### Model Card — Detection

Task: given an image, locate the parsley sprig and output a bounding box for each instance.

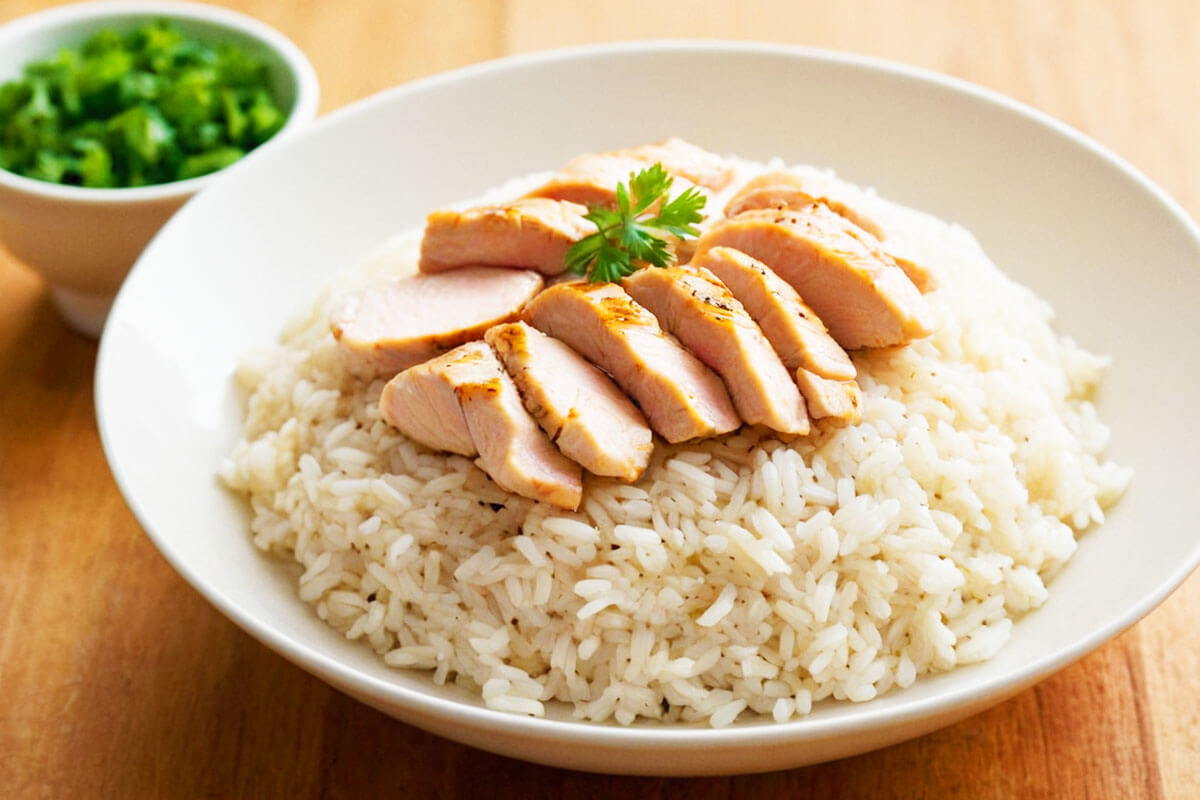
[565,162,707,282]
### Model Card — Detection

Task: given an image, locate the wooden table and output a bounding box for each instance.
[2,0,1197,796]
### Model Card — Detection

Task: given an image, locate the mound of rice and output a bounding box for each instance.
[219,161,1131,727]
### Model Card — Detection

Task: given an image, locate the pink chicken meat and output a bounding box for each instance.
[694,204,933,350]
[418,197,593,275]
[623,265,809,435]
[794,368,863,424]
[691,246,856,381]
[379,341,582,509]
[486,322,653,481]
[690,247,863,425]
[526,137,731,208]
[524,282,741,443]
[331,266,543,378]
[725,171,935,291]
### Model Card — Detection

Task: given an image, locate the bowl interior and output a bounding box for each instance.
[96,43,1200,772]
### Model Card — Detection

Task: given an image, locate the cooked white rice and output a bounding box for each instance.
[219,159,1131,727]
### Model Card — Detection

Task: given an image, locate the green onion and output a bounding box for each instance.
[0,20,288,187]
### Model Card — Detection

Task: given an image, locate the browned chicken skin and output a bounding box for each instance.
[524,282,741,443]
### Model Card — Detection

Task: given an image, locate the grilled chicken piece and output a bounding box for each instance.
[794,368,862,425]
[725,172,816,218]
[378,343,482,457]
[527,138,731,208]
[725,171,935,291]
[623,266,809,435]
[526,153,701,209]
[694,205,933,350]
[486,322,653,481]
[620,137,734,191]
[379,341,582,509]
[524,283,740,443]
[455,347,583,510]
[331,267,543,378]
[691,247,856,381]
[418,198,592,275]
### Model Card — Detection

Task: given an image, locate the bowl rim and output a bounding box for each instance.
[0,0,320,204]
[97,39,1200,748]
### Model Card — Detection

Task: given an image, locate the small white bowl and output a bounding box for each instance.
[0,1,319,337]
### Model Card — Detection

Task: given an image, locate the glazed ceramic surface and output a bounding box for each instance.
[96,42,1200,774]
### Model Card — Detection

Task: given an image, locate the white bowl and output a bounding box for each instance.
[95,42,1200,775]
[0,1,319,337]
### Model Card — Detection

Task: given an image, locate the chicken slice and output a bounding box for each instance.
[332,267,543,378]
[619,137,735,191]
[379,341,582,509]
[725,171,935,290]
[486,322,653,481]
[527,152,704,209]
[418,197,592,275]
[527,154,645,208]
[524,282,740,443]
[527,138,731,208]
[794,369,863,425]
[694,205,933,350]
[378,343,481,457]
[691,246,856,381]
[623,266,809,435]
[455,347,583,510]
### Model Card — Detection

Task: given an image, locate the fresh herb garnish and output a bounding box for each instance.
[565,162,707,282]
[0,20,287,188]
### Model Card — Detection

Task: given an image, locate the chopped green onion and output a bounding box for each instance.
[0,20,288,187]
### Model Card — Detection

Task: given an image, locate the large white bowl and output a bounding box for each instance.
[95,42,1200,775]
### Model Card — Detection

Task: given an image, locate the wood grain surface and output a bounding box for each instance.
[1,0,1198,796]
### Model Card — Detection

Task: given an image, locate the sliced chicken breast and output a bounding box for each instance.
[694,205,933,350]
[418,197,592,275]
[620,137,735,191]
[623,266,809,435]
[455,347,583,510]
[524,283,741,443]
[377,343,482,457]
[794,368,863,425]
[725,171,935,290]
[527,153,701,209]
[379,341,582,509]
[527,138,731,208]
[332,267,544,378]
[691,247,856,381]
[486,322,653,481]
